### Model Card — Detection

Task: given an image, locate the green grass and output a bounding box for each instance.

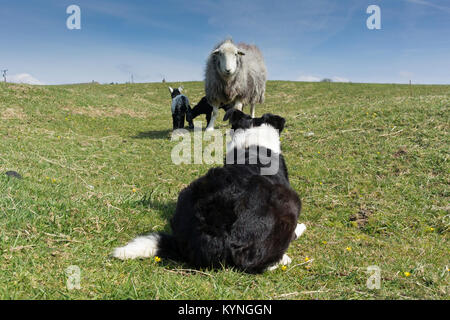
[0,80,448,299]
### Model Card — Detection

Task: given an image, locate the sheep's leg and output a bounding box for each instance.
[205,106,218,131]
[250,104,255,118]
[234,101,243,112]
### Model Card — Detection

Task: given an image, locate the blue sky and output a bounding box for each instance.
[0,0,449,84]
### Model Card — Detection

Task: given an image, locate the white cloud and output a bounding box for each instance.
[297,74,321,82]
[399,71,414,79]
[8,73,44,85]
[296,74,350,82]
[403,0,450,13]
[332,76,350,82]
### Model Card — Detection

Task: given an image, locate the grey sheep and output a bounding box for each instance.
[204,39,267,131]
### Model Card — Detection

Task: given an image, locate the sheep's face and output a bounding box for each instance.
[213,42,245,79]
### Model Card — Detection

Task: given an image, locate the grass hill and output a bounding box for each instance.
[0,81,448,299]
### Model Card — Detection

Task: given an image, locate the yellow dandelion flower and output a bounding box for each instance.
[154,256,161,263]
[322,241,327,245]
[132,188,137,193]
[404,271,411,277]
[281,265,287,271]
[429,227,435,232]
[304,257,310,262]
[51,178,56,183]
[317,151,321,154]
[346,246,352,252]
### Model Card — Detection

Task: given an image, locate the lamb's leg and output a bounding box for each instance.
[205,112,212,128]
[250,103,255,118]
[186,106,194,129]
[205,106,218,132]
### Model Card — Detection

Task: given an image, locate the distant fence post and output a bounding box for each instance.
[1,69,7,82]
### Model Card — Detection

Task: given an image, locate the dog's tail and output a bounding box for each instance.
[112,233,179,261]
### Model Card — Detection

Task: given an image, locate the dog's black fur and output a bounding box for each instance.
[154,110,301,273]
[189,96,233,128]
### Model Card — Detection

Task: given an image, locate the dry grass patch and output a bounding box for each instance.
[63,105,147,118]
[0,107,27,120]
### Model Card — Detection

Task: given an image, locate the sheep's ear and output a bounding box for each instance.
[168,86,173,93]
[237,50,245,56]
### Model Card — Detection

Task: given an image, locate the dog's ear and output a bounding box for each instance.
[272,115,286,133]
[168,86,173,94]
[178,86,183,92]
[262,114,286,133]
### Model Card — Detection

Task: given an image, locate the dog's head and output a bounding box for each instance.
[223,108,286,132]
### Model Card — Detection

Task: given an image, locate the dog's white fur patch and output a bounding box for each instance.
[294,223,307,239]
[227,123,281,154]
[267,254,292,271]
[112,234,160,260]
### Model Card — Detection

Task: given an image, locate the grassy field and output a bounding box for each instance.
[0,80,448,299]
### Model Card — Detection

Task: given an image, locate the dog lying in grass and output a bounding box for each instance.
[113,109,306,273]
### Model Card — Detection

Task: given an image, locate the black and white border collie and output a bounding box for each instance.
[169,86,194,130]
[113,109,306,273]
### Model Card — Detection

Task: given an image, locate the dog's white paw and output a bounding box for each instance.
[267,264,278,271]
[294,223,307,239]
[267,254,292,271]
[280,254,292,265]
